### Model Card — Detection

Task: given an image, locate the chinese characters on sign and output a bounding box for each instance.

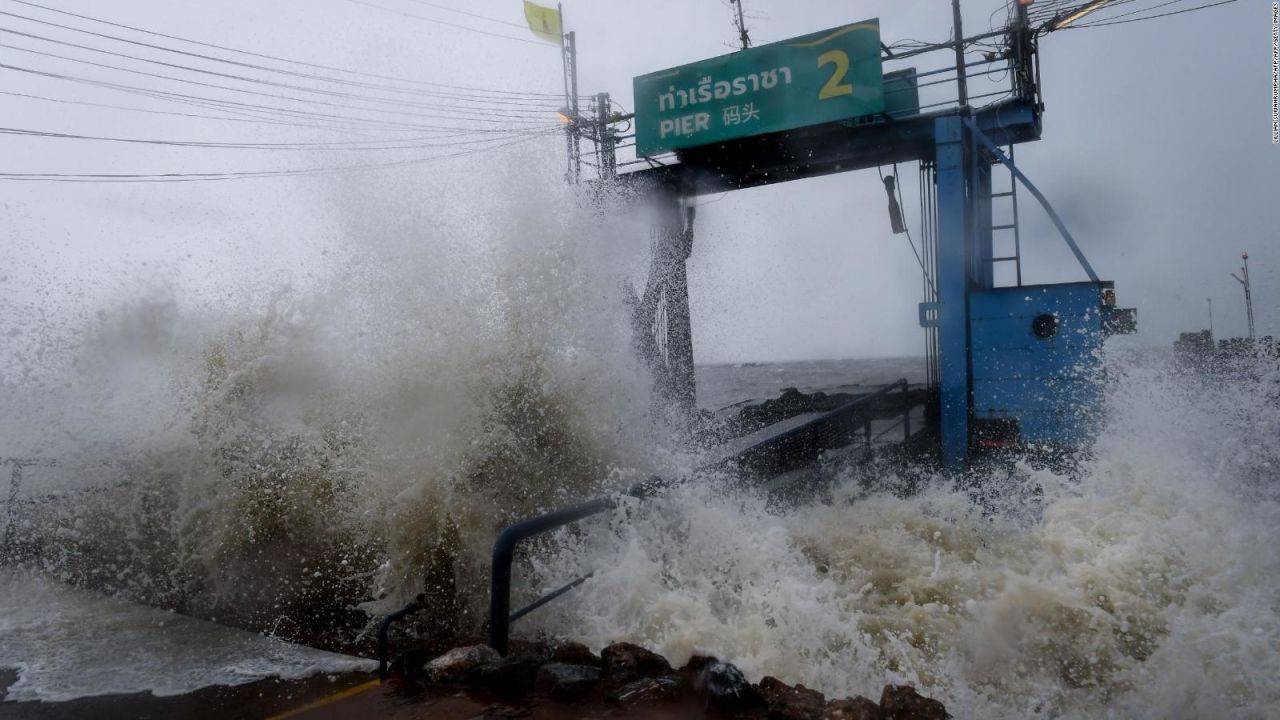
[721,102,761,126]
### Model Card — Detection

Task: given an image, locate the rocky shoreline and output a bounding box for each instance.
[397,641,949,719]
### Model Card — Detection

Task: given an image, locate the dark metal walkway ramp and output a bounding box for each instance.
[706,380,930,479]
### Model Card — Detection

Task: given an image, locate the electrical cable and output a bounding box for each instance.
[0,8,568,107]
[1066,0,1237,27]
[0,88,450,136]
[894,160,934,290]
[340,0,551,46]
[1067,0,1186,23]
[0,43,557,126]
[0,127,561,182]
[8,0,567,97]
[0,125,558,151]
[878,164,929,279]
[0,62,551,134]
[398,0,526,29]
[0,29,562,120]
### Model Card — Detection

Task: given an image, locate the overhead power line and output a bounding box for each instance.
[1064,0,1181,23]
[1067,0,1238,27]
[398,0,526,29]
[8,0,565,97]
[1032,0,1237,32]
[0,43,557,126]
[0,89,443,136]
[0,8,570,107]
[340,0,550,46]
[0,127,561,182]
[0,125,557,151]
[0,27,561,120]
[0,63,551,135]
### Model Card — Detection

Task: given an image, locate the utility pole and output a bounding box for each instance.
[1231,251,1256,340]
[593,92,616,180]
[567,30,580,184]
[731,0,750,50]
[557,4,580,184]
[951,0,968,107]
[1011,0,1035,101]
[1207,297,1214,339]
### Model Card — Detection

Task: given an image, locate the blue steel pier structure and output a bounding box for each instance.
[615,15,1136,468]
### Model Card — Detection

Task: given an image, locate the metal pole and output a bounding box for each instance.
[1010,144,1023,286]
[557,4,572,184]
[935,115,971,467]
[1243,252,1256,340]
[951,0,969,107]
[1232,252,1256,341]
[732,0,750,50]
[1011,0,1034,100]
[567,31,580,184]
[595,92,616,180]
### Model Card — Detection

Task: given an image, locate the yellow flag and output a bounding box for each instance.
[523,1,561,45]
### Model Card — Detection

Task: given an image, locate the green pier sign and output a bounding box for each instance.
[633,19,885,157]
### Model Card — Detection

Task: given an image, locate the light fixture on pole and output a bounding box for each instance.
[1049,0,1110,31]
[1230,251,1256,341]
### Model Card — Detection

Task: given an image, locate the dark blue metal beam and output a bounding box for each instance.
[963,118,1099,283]
[933,115,972,467]
[616,99,1040,196]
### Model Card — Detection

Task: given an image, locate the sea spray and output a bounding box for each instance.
[526,346,1280,718]
[0,156,669,645]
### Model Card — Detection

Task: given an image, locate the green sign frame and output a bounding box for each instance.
[633,19,885,156]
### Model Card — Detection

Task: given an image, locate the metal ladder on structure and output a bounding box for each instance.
[990,144,1023,287]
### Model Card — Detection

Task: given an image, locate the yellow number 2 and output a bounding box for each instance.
[817,49,854,100]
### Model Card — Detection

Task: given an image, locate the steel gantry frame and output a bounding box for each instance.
[606,6,1134,467]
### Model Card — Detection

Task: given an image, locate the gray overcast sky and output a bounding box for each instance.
[1,0,1275,364]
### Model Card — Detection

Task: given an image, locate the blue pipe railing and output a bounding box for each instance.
[487,381,922,655]
[488,477,667,655]
[378,593,425,680]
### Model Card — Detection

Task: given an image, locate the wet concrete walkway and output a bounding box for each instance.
[0,670,377,720]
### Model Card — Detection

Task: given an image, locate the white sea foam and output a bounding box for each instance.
[0,154,664,632]
[527,349,1280,718]
[2,145,1276,715]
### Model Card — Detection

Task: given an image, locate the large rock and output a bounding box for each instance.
[551,641,602,667]
[535,662,601,700]
[607,676,683,709]
[465,654,543,696]
[826,696,884,720]
[600,642,673,679]
[756,676,826,720]
[470,704,531,719]
[695,660,761,711]
[425,644,500,683]
[879,685,948,720]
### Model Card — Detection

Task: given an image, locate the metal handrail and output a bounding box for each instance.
[377,593,425,680]
[486,381,923,655]
[718,379,914,476]
[488,476,666,655]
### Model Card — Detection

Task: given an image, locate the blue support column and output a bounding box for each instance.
[934,115,971,467]
[971,156,993,289]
